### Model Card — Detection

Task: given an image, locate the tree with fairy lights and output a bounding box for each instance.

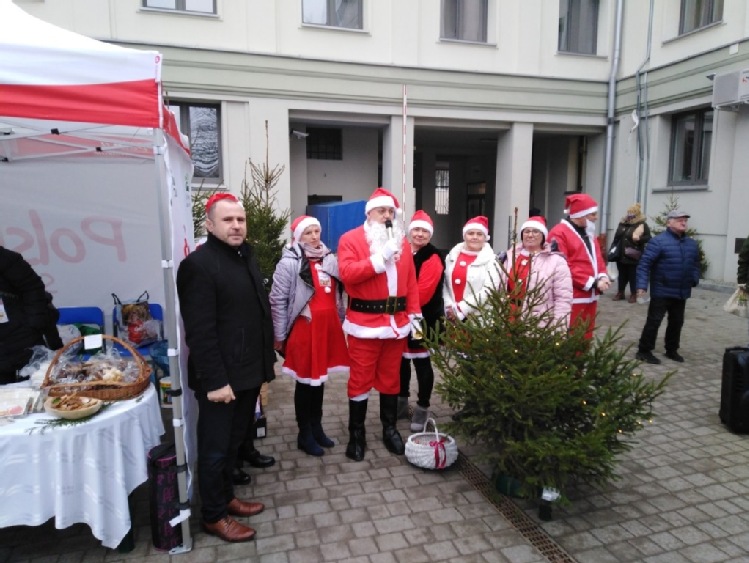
[427,209,672,511]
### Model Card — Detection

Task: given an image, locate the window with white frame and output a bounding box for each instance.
[680,0,723,34]
[558,0,599,54]
[435,162,450,215]
[441,0,488,43]
[302,0,363,29]
[169,102,221,182]
[669,108,712,186]
[142,0,216,14]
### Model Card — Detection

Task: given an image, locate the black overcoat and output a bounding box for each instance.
[176,234,276,394]
[0,247,48,381]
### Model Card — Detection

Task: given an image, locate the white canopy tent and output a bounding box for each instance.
[0,0,194,552]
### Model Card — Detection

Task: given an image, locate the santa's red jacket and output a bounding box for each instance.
[547,219,607,305]
[338,225,420,339]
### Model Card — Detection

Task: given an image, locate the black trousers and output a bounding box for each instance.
[638,297,686,354]
[399,356,434,408]
[195,385,260,523]
[616,262,637,295]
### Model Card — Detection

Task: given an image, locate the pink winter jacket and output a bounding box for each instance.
[500,243,573,328]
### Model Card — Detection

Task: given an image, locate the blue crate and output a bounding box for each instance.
[306,200,366,252]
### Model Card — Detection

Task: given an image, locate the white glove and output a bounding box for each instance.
[411,316,424,340]
[381,238,400,262]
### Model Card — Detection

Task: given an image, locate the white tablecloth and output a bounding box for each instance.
[0,384,164,548]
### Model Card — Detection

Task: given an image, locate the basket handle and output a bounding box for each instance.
[420,417,448,469]
[43,334,148,388]
[420,417,440,435]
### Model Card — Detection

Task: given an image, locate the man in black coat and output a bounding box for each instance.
[0,246,62,384]
[176,194,276,543]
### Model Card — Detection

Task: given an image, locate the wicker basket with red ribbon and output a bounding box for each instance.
[404,418,458,470]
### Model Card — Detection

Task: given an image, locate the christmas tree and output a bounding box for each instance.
[239,122,289,291]
[427,216,672,506]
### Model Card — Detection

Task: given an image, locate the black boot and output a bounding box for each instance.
[296,383,324,456]
[345,399,368,461]
[309,384,334,448]
[380,394,405,455]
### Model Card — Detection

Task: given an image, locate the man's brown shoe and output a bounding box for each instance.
[227,498,265,517]
[202,516,256,542]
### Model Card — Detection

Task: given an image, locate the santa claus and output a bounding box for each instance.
[547,193,611,339]
[337,187,421,461]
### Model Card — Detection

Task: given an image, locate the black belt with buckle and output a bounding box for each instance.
[349,296,406,314]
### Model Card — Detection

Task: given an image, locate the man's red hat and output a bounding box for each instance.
[365,187,401,215]
[565,193,598,219]
[205,193,239,214]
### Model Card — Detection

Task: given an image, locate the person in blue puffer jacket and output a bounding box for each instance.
[634,210,700,364]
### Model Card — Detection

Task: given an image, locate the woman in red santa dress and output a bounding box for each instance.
[269,216,349,456]
[443,216,501,324]
[399,210,445,432]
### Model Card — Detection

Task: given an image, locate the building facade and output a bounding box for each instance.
[13,0,749,281]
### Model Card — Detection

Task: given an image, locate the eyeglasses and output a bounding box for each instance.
[523,229,542,235]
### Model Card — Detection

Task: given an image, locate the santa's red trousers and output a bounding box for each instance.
[570,302,597,340]
[347,336,406,397]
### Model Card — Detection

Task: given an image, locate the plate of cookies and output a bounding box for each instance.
[44,395,103,420]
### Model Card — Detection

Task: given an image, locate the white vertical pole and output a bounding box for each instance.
[402,84,408,219]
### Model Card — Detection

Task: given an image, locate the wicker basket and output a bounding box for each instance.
[404,418,458,470]
[42,335,151,401]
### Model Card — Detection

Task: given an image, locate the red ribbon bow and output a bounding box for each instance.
[429,437,447,469]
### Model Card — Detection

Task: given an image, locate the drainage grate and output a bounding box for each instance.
[457,452,577,563]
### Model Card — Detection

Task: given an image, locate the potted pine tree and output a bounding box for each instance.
[427,221,672,517]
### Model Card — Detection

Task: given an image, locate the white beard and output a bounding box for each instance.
[585,219,597,239]
[365,220,404,257]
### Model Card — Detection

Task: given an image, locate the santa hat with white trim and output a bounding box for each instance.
[290,215,321,244]
[565,193,598,219]
[408,210,434,235]
[365,187,402,216]
[520,215,548,238]
[463,215,490,241]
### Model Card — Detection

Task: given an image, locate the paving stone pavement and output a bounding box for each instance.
[1,286,748,563]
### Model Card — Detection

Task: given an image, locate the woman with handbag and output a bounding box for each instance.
[269,216,349,456]
[612,203,651,303]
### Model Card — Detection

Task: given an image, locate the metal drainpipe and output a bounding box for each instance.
[600,0,624,235]
[635,0,655,211]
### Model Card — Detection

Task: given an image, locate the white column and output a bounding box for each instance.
[382,115,415,222]
[493,122,534,251]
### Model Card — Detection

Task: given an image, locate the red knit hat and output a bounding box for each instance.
[520,216,548,237]
[463,215,490,240]
[365,187,401,216]
[565,193,598,219]
[290,215,321,243]
[408,210,434,235]
[205,192,239,214]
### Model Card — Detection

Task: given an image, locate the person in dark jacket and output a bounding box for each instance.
[635,210,700,364]
[737,235,749,341]
[176,193,276,543]
[0,246,62,384]
[398,211,444,432]
[611,203,651,303]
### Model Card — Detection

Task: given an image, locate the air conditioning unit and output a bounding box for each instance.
[712,69,749,109]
